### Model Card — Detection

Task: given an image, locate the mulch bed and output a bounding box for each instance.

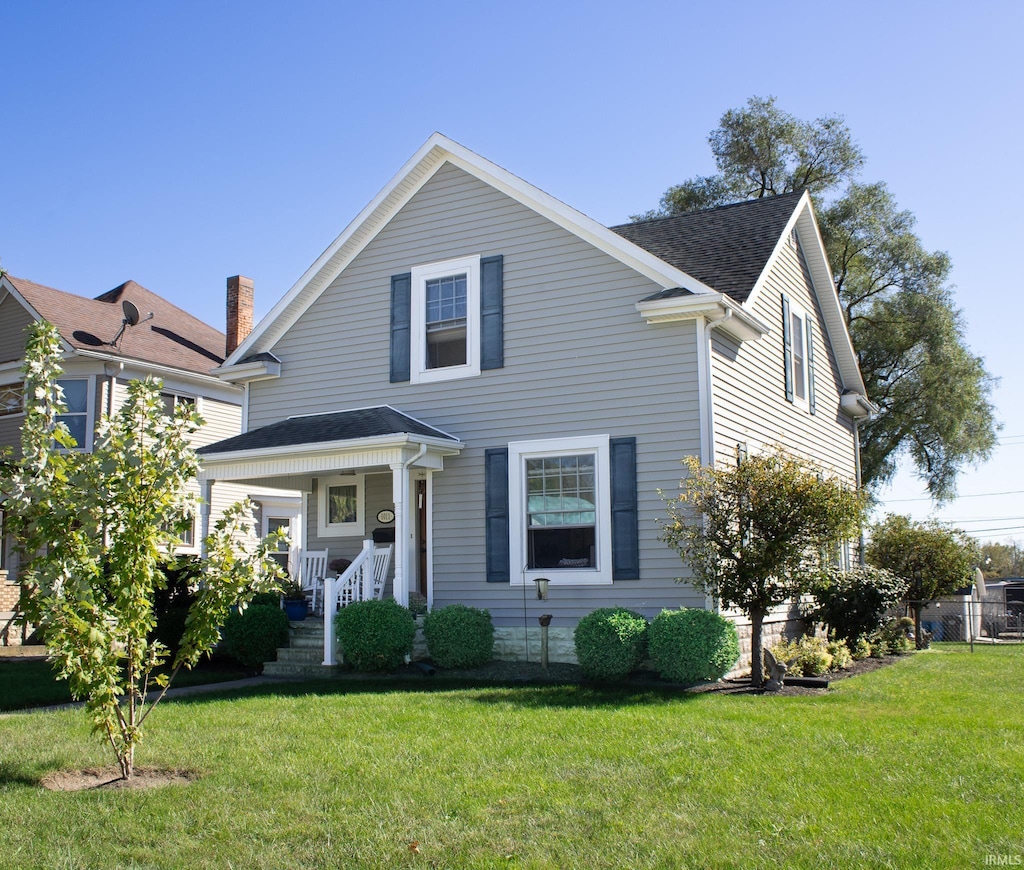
[40,767,199,792]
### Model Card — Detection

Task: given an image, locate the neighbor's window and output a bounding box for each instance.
[508,435,613,587]
[56,378,89,448]
[410,255,480,383]
[0,383,24,417]
[160,392,197,416]
[317,474,366,537]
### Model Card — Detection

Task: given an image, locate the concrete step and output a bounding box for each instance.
[275,647,325,664]
[262,660,339,679]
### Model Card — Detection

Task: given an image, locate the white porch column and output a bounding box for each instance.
[390,461,410,606]
[199,479,213,557]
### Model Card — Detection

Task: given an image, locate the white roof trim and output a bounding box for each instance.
[743,191,866,396]
[220,133,717,371]
[636,293,770,342]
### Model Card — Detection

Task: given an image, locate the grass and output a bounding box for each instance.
[1,644,1021,869]
[0,655,253,712]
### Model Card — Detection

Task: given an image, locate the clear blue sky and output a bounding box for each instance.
[3,1,1022,542]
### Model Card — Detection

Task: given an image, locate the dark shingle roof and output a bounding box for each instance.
[609,192,803,303]
[198,406,458,455]
[8,276,226,374]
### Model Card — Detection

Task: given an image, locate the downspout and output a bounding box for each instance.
[854,417,866,566]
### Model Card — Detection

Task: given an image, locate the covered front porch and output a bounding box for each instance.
[197,406,464,624]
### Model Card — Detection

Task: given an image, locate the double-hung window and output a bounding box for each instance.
[56,378,90,449]
[508,435,613,586]
[782,295,816,413]
[410,255,481,383]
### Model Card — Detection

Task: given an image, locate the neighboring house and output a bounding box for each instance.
[0,274,300,644]
[197,133,873,663]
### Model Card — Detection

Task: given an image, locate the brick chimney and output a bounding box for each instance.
[225,275,254,357]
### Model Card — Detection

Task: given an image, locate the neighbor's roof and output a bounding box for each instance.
[609,192,804,304]
[5,275,226,375]
[197,405,459,455]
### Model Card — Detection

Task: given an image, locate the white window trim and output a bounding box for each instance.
[56,375,95,451]
[410,254,481,384]
[787,301,810,410]
[0,381,25,419]
[508,434,612,588]
[317,474,366,538]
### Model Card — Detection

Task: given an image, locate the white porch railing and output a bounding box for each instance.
[322,539,374,666]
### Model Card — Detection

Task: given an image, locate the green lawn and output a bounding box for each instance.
[1,644,1021,869]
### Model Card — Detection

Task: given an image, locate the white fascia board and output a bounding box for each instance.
[745,192,867,397]
[211,358,282,383]
[72,350,243,397]
[840,392,877,419]
[636,293,770,342]
[199,432,464,469]
[222,134,715,373]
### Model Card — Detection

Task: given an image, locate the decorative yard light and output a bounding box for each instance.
[533,577,549,600]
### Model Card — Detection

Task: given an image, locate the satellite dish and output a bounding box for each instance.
[122,300,140,326]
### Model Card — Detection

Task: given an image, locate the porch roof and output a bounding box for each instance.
[197,405,463,483]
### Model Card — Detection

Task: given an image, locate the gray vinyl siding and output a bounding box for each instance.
[0,295,32,363]
[248,162,706,623]
[710,238,857,482]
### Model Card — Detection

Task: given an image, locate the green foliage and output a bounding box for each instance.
[852,636,873,661]
[221,604,290,670]
[980,541,1024,580]
[0,320,286,779]
[251,591,283,608]
[827,639,853,671]
[773,636,854,675]
[648,608,739,686]
[572,607,648,680]
[868,514,979,648]
[659,450,865,686]
[808,564,908,643]
[868,618,914,656]
[422,604,494,669]
[637,95,998,500]
[336,598,415,671]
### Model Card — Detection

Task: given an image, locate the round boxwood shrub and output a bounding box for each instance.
[221,604,290,671]
[648,608,739,686]
[336,598,416,671]
[423,604,494,669]
[573,607,648,680]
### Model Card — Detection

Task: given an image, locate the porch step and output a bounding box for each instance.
[262,619,335,678]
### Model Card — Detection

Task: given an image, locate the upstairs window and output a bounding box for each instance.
[782,294,816,414]
[56,378,90,448]
[409,255,481,384]
[160,391,197,416]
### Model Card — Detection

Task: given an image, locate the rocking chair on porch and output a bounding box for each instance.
[299,549,329,615]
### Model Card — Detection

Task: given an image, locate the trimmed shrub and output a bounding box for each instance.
[775,636,833,676]
[827,639,853,671]
[852,636,872,661]
[221,604,290,671]
[573,608,648,680]
[423,604,494,668]
[251,591,283,609]
[648,608,739,686]
[869,618,914,656]
[336,598,416,671]
[807,565,908,643]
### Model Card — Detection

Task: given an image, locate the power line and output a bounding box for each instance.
[882,489,1024,503]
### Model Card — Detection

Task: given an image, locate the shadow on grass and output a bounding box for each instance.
[0,759,52,787]
[160,673,701,710]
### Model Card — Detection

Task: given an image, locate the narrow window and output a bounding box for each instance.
[56,378,89,448]
[791,310,806,401]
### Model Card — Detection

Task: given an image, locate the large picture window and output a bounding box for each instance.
[317,474,366,538]
[508,435,612,586]
[410,255,480,384]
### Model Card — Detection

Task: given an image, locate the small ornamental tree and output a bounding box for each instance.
[0,321,286,780]
[866,514,979,648]
[659,452,866,687]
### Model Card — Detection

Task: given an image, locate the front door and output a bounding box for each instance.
[416,480,428,598]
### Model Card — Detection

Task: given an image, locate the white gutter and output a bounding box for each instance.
[636,293,770,343]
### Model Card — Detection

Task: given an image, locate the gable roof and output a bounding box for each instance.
[610,192,804,304]
[3,275,226,376]
[197,405,460,456]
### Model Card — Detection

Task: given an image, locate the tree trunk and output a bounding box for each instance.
[913,601,924,650]
[750,608,766,688]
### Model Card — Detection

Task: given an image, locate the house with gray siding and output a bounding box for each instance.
[197,133,873,663]
[0,274,300,645]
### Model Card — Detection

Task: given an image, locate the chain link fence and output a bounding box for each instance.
[916,598,1024,644]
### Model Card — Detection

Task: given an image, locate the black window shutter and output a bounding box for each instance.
[480,255,504,370]
[484,447,510,582]
[390,273,412,383]
[782,293,794,403]
[807,318,817,415]
[610,436,639,581]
